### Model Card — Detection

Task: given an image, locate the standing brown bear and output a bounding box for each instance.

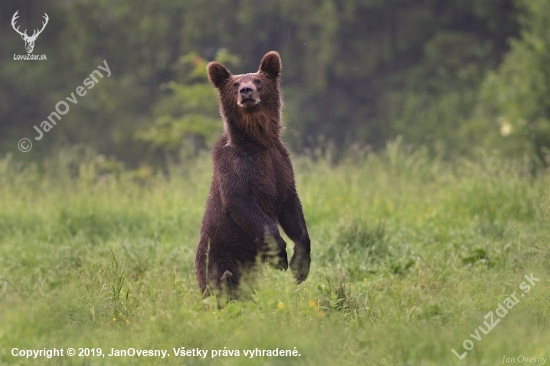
[195,51,311,304]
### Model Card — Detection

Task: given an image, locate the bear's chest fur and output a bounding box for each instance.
[215,135,291,219]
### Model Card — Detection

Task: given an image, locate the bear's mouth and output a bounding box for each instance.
[239,98,258,108]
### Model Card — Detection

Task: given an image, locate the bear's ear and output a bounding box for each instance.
[259,51,282,78]
[207,62,232,89]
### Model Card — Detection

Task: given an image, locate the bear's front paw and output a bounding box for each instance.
[290,251,310,284]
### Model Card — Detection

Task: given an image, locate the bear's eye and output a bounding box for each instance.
[233,82,239,88]
[253,79,261,85]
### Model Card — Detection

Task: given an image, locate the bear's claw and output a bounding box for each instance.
[290,251,310,284]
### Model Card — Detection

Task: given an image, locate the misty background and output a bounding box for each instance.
[1,0,549,171]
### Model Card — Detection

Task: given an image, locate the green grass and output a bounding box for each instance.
[1,141,549,365]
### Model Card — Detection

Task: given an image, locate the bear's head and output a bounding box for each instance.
[207,51,283,142]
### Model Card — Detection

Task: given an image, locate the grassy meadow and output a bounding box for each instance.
[1,141,549,365]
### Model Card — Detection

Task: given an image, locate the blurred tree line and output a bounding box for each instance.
[0,0,549,168]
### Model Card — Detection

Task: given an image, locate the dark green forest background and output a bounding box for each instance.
[1,0,549,169]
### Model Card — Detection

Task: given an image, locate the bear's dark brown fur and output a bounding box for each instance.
[195,51,311,304]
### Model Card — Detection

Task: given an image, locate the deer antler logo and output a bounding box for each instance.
[11,11,49,54]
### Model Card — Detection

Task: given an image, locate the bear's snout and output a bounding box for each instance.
[239,86,254,100]
[237,80,260,107]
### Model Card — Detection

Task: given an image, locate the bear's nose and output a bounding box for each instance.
[239,87,253,99]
